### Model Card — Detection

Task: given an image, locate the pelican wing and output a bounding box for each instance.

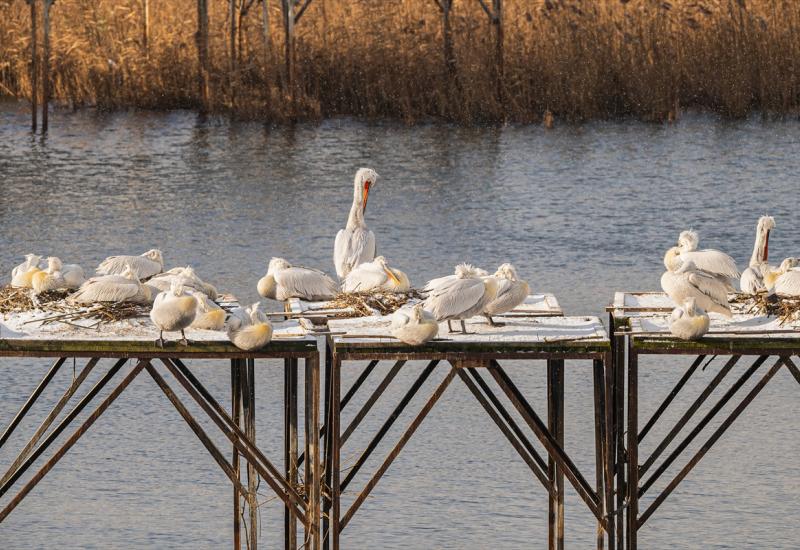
[70,277,141,303]
[739,265,766,293]
[670,307,685,323]
[775,271,800,297]
[97,255,161,279]
[343,263,387,292]
[275,267,339,301]
[484,279,530,316]
[334,228,376,279]
[424,278,486,320]
[687,271,729,305]
[681,249,739,279]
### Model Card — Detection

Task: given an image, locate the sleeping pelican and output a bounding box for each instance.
[32,256,85,292]
[227,302,273,350]
[342,256,410,293]
[423,263,498,333]
[669,297,710,340]
[767,258,800,296]
[68,265,152,305]
[677,230,739,290]
[190,292,226,330]
[740,216,776,293]
[11,254,42,288]
[257,257,339,302]
[391,303,439,345]
[661,249,732,317]
[482,263,530,326]
[147,266,217,299]
[96,249,164,280]
[334,168,379,279]
[150,279,197,347]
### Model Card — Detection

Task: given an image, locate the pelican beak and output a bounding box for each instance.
[362,181,371,213]
[384,267,400,285]
[764,229,770,261]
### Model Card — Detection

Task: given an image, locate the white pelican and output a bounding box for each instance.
[661,249,732,317]
[11,254,42,288]
[334,168,379,279]
[669,298,710,340]
[257,258,339,302]
[767,258,800,296]
[97,249,164,280]
[147,266,218,299]
[31,257,85,294]
[677,230,739,290]
[422,263,498,333]
[150,280,197,346]
[342,256,410,293]
[391,303,438,345]
[740,216,776,293]
[190,292,226,331]
[482,263,530,325]
[227,302,273,350]
[68,265,152,305]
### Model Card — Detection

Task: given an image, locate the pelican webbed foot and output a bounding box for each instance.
[155,331,165,348]
[179,329,189,346]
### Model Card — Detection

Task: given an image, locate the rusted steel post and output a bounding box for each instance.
[244,359,258,550]
[547,359,564,550]
[592,359,607,550]
[285,358,298,549]
[42,0,53,133]
[196,0,210,111]
[603,351,617,550]
[231,361,242,550]
[626,346,638,550]
[29,0,37,132]
[322,346,332,550]
[305,353,321,550]
[330,354,341,550]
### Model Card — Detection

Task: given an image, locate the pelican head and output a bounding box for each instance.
[354,168,379,214]
[248,302,267,324]
[46,256,63,273]
[758,216,776,234]
[268,257,292,274]
[663,247,682,272]
[454,263,481,279]
[779,257,799,272]
[678,230,699,252]
[121,263,141,282]
[683,297,698,316]
[144,249,164,266]
[170,278,185,296]
[495,263,519,281]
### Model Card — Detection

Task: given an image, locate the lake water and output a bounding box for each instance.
[1,102,799,548]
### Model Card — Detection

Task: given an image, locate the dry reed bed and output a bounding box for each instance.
[1,0,799,122]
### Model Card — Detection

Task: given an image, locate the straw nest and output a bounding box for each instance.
[324,290,425,318]
[730,292,800,325]
[0,284,150,328]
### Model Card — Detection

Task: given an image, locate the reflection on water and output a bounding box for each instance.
[0,102,799,548]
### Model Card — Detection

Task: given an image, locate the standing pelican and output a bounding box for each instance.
[669,297,710,340]
[342,256,410,293]
[423,263,498,333]
[661,249,732,317]
[391,303,439,345]
[190,292,226,330]
[677,230,739,290]
[482,263,530,326]
[97,249,164,280]
[740,216,776,293]
[68,265,152,304]
[11,254,42,288]
[334,168,379,279]
[150,279,197,346]
[257,258,339,302]
[227,302,273,350]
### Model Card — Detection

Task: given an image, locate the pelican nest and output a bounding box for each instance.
[730,292,800,325]
[0,284,150,328]
[324,289,425,318]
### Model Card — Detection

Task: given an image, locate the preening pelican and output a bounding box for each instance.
[190,292,226,331]
[68,265,152,305]
[97,249,164,280]
[677,230,739,290]
[150,279,197,346]
[661,249,732,317]
[391,303,438,345]
[227,302,273,351]
[423,263,498,333]
[11,254,42,288]
[740,216,776,293]
[768,258,800,296]
[31,257,85,294]
[669,297,710,340]
[147,266,217,299]
[257,258,339,302]
[342,256,410,293]
[334,168,379,279]
[482,263,530,326]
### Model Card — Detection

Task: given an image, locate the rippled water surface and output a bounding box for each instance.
[1,103,799,549]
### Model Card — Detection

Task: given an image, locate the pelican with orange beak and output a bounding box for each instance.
[334,168,378,279]
[342,256,410,292]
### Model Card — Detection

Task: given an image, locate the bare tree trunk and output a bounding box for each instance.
[492,0,504,107]
[229,0,237,105]
[281,0,294,110]
[29,0,37,132]
[442,1,455,76]
[42,0,52,133]
[197,0,209,111]
[261,0,271,54]
[142,0,150,57]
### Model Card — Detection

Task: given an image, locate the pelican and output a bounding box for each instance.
[11,254,42,288]
[97,249,164,280]
[669,297,710,340]
[190,292,226,331]
[422,263,498,333]
[342,256,410,293]
[227,302,273,351]
[661,249,732,317]
[31,257,84,294]
[740,216,776,293]
[257,258,339,302]
[68,265,152,305]
[677,230,739,290]
[334,168,379,279]
[391,303,439,345]
[767,258,800,297]
[147,266,217,299]
[482,263,530,326]
[150,279,197,346]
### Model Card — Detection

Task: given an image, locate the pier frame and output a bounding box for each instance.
[0,339,322,550]
[320,327,615,550]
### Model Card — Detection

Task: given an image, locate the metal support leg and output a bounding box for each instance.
[243,359,258,550]
[548,359,565,550]
[231,360,242,550]
[593,359,608,550]
[330,355,342,550]
[285,358,298,550]
[305,353,321,550]
[626,347,638,550]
